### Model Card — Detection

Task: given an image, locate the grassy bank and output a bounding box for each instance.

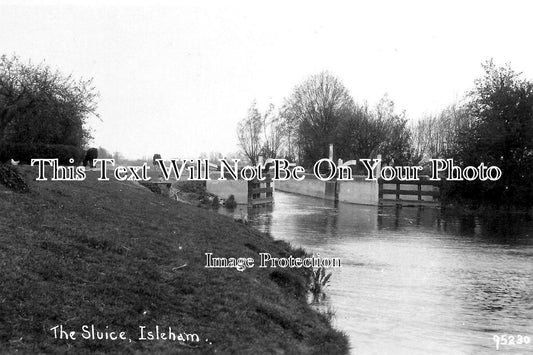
[0,166,348,354]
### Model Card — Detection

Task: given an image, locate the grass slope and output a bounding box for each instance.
[0,166,348,354]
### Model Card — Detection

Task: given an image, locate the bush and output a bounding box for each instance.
[0,164,29,192]
[0,142,84,165]
[225,194,237,209]
[0,55,98,148]
[211,196,220,208]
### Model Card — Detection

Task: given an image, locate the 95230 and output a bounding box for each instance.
[493,334,530,350]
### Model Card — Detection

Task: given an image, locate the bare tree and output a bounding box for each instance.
[411,103,472,159]
[261,103,287,159]
[283,71,355,166]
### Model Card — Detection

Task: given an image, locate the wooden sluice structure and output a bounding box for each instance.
[378,177,441,207]
[205,171,274,208]
[247,174,274,207]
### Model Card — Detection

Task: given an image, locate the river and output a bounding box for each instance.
[220,191,533,354]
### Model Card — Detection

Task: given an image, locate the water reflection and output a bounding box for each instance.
[219,192,533,354]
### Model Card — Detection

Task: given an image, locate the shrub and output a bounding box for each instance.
[0,142,84,165]
[139,181,162,194]
[211,196,219,208]
[309,266,332,303]
[0,164,29,192]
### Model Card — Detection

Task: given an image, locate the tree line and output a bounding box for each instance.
[237,61,533,208]
[1,53,531,207]
[237,72,414,170]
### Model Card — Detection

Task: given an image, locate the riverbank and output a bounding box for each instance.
[0,165,349,354]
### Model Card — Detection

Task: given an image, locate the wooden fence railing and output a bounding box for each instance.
[378,178,441,206]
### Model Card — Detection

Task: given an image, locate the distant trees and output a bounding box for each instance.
[280,72,414,167]
[261,103,286,159]
[98,146,113,159]
[236,62,533,208]
[450,60,533,207]
[112,151,125,164]
[0,54,98,148]
[336,96,414,166]
[236,101,289,165]
[372,97,414,166]
[236,102,264,165]
[411,103,472,159]
[208,151,224,165]
[411,60,533,207]
[237,72,416,168]
[334,104,376,159]
[282,72,355,166]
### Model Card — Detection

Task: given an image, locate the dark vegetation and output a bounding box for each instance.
[0,54,97,170]
[414,61,533,208]
[0,163,29,192]
[0,166,349,354]
[237,73,413,168]
[0,54,98,148]
[225,194,237,209]
[0,142,84,165]
[82,147,98,168]
[238,61,533,209]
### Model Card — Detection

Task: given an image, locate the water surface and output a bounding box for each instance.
[221,192,533,354]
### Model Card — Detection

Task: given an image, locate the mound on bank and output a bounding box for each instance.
[0,166,348,354]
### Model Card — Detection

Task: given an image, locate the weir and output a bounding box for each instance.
[206,171,274,207]
[203,152,441,207]
[276,174,440,207]
[276,152,441,207]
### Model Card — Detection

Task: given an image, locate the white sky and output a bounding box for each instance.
[1,0,533,159]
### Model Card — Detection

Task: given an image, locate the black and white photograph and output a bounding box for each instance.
[0,1,532,354]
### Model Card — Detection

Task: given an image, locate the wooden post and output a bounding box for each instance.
[377,154,383,204]
[376,154,382,180]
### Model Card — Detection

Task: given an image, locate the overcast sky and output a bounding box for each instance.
[1,0,533,159]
